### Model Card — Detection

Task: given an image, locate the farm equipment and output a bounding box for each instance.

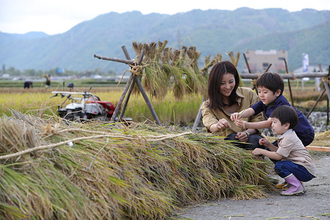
[50,87,115,122]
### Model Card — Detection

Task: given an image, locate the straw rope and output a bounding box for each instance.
[0,131,193,160]
[251,73,259,86]
[321,76,330,84]
[116,63,149,86]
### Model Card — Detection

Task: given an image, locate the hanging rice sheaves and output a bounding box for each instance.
[130,40,241,100]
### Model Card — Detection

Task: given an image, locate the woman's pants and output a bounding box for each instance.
[225,133,263,150]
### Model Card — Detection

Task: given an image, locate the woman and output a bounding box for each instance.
[201,60,263,150]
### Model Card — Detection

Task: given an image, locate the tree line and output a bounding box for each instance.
[0,64,117,78]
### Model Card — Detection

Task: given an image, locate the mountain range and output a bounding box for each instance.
[1,7,330,74]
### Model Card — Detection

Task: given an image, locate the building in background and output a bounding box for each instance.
[244,50,287,73]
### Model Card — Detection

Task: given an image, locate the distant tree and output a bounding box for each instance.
[25,69,36,76]
[7,67,22,76]
[94,68,104,75]
[107,70,116,77]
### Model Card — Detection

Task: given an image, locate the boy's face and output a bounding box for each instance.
[271,117,290,135]
[257,86,281,105]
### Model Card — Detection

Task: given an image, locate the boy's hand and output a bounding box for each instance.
[259,138,270,148]
[234,119,246,129]
[252,148,264,156]
[230,112,241,121]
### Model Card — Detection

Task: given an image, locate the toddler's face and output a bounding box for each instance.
[257,86,280,105]
[271,117,289,135]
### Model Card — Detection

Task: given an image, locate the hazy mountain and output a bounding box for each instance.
[0,8,329,74]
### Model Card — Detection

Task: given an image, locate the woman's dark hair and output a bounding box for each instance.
[207,61,240,110]
[271,105,298,129]
[256,72,284,95]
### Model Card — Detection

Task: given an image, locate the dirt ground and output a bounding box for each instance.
[176,152,330,220]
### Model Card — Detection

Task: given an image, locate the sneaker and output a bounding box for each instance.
[301,182,306,193]
[276,181,290,189]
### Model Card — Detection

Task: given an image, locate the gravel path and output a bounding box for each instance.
[176,152,330,220]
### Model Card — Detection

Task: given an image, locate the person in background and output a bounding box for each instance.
[24,81,33,89]
[44,74,51,88]
[201,60,264,150]
[251,105,316,196]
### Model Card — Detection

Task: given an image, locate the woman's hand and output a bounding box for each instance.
[235,131,248,142]
[211,118,231,132]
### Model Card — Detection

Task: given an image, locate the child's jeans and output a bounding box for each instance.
[274,160,315,182]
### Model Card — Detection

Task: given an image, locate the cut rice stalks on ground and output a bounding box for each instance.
[0,111,274,219]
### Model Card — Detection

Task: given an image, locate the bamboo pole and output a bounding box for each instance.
[239,72,329,79]
[306,64,327,119]
[284,59,294,107]
[93,54,134,65]
[119,46,161,125]
[192,96,205,133]
[243,53,257,93]
[243,53,252,74]
[324,65,330,125]
[135,76,162,125]
[264,63,272,72]
[109,50,145,122]
[322,66,330,125]
[306,89,326,119]
[327,96,329,125]
[119,46,135,120]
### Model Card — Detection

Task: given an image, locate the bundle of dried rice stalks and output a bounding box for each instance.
[0,112,274,219]
[131,41,224,100]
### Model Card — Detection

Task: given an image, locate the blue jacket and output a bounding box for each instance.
[251,95,314,145]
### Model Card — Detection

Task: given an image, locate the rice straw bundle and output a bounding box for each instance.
[130,41,228,100]
[0,111,274,219]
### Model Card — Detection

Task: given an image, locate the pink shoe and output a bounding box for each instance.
[280,174,305,196]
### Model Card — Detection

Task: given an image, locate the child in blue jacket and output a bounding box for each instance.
[231,72,314,147]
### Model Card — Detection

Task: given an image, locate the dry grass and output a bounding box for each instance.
[0,88,204,125]
[0,111,274,219]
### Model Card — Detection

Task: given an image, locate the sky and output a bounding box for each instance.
[1,0,330,35]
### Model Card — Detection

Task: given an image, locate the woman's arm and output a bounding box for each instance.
[246,128,258,135]
[236,128,257,142]
[209,118,232,133]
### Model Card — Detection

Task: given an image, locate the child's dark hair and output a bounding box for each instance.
[271,105,298,129]
[256,72,284,95]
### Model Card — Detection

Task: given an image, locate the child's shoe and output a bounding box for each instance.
[276,181,290,189]
[280,174,305,196]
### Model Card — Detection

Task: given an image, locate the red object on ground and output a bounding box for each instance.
[86,100,115,118]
